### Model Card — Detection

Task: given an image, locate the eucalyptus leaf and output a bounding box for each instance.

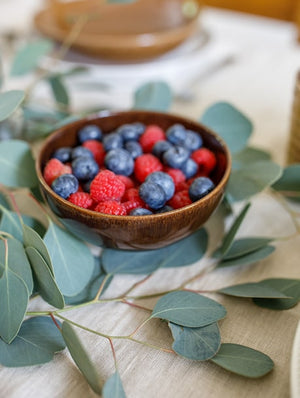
[44,221,94,296]
[0,316,65,367]
[133,81,173,112]
[217,245,275,268]
[200,102,253,153]
[0,90,25,122]
[253,278,300,310]
[10,39,53,76]
[26,247,65,309]
[0,140,38,188]
[226,161,282,202]
[61,322,102,395]
[218,282,290,298]
[48,75,70,107]
[169,322,221,360]
[0,192,10,209]
[210,343,274,378]
[232,147,271,170]
[223,237,274,260]
[103,371,126,398]
[151,291,226,327]
[102,228,207,274]
[271,164,300,194]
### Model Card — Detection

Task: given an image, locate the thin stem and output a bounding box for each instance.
[120,273,154,298]
[0,231,14,239]
[93,273,112,301]
[271,190,300,234]
[128,317,152,338]
[121,299,152,312]
[108,338,118,370]
[50,313,61,330]
[127,337,175,354]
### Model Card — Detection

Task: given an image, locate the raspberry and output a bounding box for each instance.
[94,200,127,216]
[122,187,140,202]
[43,158,72,186]
[117,175,135,190]
[90,170,125,202]
[191,148,217,175]
[123,198,145,214]
[134,154,163,182]
[168,190,192,209]
[165,168,186,190]
[139,125,165,152]
[82,140,105,166]
[68,192,94,209]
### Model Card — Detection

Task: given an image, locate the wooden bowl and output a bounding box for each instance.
[36,110,231,250]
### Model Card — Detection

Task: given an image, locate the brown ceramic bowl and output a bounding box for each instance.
[36,110,231,250]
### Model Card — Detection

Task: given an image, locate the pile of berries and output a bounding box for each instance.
[43,122,217,216]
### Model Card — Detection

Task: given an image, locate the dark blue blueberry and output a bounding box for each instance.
[72,156,99,181]
[72,146,94,160]
[155,205,174,213]
[124,140,143,159]
[181,158,198,179]
[166,124,187,145]
[52,147,72,163]
[116,122,145,142]
[130,207,153,216]
[104,148,134,176]
[81,179,93,193]
[139,182,166,210]
[188,177,215,202]
[163,146,190,169]
[103,132,123,151]
[152,140,173,159]
[52,174,79,199]
[183,130,203,152]
[146,171,175,201]
[77,124,102,143]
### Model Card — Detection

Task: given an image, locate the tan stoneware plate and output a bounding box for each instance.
[34,0,201,60]
[36,110,231,250]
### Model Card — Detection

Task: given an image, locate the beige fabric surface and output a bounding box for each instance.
[1,5,300,398]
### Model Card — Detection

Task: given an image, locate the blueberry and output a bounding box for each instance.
[52,147,72,163]
[181,158,198,179]
[139,181,166,210]
[152,140,173,159]
[105,148,134,176]
[81,179,93,193]
[163,146,190,169]
[72,146,94,160]
[183,130,203,152]
[130,207,153,216]
[72,156,99,181]
[124,140,143,159]
[155,205,173,213]
[78,124,102,143]
[188,177,215,202]
[116,122,145,142]
[166,124,187,145]
[103,132,123,151]
[146,171,175,201]
[52,174,79,199]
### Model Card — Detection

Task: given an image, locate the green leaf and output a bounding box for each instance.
[0,316,65,367]
[102,228,208,274]
[211,343,274,378]
[218,282,290,298]
[0,140,38,188]
[26,247,65,309]
[61,322,102,395]
[11,39,53,76]
[226,161,282,202]
[133,81,173,112]
[213,202,251,259]
[0,237,33,294]
[169,322,221,360]
[151,291,226,327]
[253,278,300,310]
[223,237,274,260]
[0,192,10,209]
[200,102,253,153]
[48,75,70,107]
[0,90,25,122]
[217,245,275,268]
[232,147,271,170]
[44,221,94,296]
[103,371,126,398]
[271,164,300,194]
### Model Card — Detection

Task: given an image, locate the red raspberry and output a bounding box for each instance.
[94,200,127,216]
[168,190,192,209]
[122,187,140,202]
[134,154,163,182]
[43,158,72,186]
[139,125,165,152]
[68,192,94,209]
[117,175,135,190]
[90,170,125,202]
[82,140,105,166]
[165,167,186,190]
[175,180,190,192]
[123,199,145,214]
[191,148,217,175]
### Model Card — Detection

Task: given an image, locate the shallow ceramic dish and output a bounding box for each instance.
[34,0,201,60]
[36,110,231,250]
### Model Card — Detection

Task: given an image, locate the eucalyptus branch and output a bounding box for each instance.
[93,273,112,301]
